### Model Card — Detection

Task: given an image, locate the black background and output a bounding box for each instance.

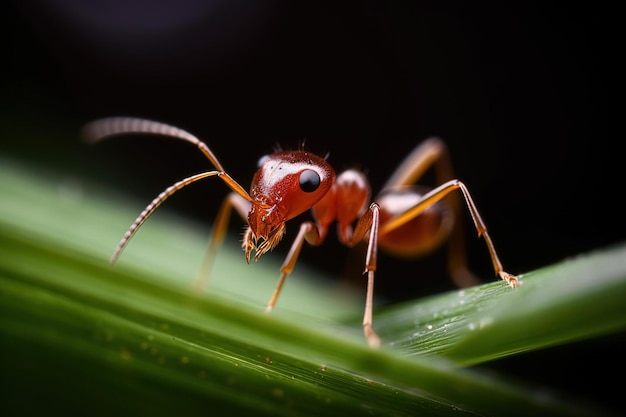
[3,1,623,414]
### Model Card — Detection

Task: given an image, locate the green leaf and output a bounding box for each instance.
[1,158,623,416]
[375,247,626,364]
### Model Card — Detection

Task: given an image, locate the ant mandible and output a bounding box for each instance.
[83,117,519,348]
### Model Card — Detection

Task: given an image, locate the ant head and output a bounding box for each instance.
[245,150,335,258]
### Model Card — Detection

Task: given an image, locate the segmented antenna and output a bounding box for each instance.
[82,117,229,264]
[81,117,225,172]
[84,116,255,268]
[109,171,219,264]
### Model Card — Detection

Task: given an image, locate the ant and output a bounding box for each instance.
[83,117,519,348]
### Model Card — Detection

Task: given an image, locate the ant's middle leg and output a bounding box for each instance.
[341,203,382,348]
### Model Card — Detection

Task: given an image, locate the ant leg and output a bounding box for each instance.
[380,180,518,288]
[381,139,480,287]
[345,203,381,348]
[381,138,451,190]
[195,192,251,290]
[265,221,323,312]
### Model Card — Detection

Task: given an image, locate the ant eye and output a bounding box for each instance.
[299,169,321,193]
[257,154,270,168]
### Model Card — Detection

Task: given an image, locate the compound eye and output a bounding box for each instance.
[299,169,321,193]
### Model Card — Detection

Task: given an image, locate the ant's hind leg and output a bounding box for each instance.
[381,139,483,288]
[379,179,518,289]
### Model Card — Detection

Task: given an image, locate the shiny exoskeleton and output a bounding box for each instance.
[83,117,518,347]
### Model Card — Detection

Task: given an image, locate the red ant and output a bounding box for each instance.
[83,117,519,348]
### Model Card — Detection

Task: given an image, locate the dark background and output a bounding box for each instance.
[3,0,623,413]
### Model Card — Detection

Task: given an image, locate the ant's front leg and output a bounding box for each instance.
[195,192,252,290]
[264,221,324,312]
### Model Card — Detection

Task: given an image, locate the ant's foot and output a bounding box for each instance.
[499,271,520,288]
